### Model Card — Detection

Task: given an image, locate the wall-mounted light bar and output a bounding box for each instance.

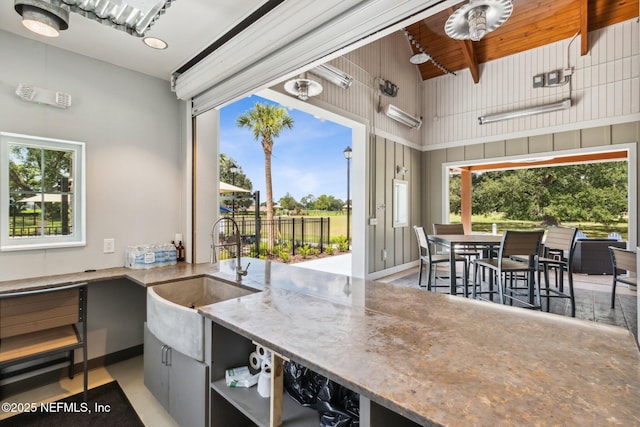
[385,104,422,129]
[309,63,353,89]
[478,99,571,125]
[15,84,72,109]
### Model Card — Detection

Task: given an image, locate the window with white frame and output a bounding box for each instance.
[1,132,85,251]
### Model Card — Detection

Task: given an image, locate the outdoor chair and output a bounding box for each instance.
[608,246,637,309]
[536,226,578,317]
[472,230,544,308]
[433,223,482,274]
[413,226,468,295]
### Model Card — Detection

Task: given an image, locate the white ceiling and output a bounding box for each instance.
[0,0,267,81]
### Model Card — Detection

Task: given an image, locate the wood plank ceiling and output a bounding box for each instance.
[406,0,639,83]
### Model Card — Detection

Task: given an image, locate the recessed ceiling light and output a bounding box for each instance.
[143,37,167,50]
[15,0,69,38]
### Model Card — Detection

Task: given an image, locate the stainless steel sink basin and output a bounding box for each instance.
[147,277,254,361]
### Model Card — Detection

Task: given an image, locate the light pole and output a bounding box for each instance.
[343,146,352,247]
[229,163,239,218]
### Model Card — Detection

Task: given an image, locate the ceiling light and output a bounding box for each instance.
[445,0,513,42]
[15,0,70,38]
[409,52,431,65]
[309,64,353,89]
[478,99,571,125]
[284,78,323,101]
[403,28,455,75]
[143,36,167,50]
[385,104,422,129]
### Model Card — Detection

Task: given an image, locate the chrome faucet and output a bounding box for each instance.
[211,217,250,281]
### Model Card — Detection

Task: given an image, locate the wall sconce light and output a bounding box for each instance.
[379,79,399,97]
[284,78,323,101]
[385,104,422,129]
[478,98,571,125]
[397,165,408,175]
[310,63,353,89]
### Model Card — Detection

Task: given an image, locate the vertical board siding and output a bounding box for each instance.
[271,31,424,146]
[368,135,422,274]
[423,19,640,147]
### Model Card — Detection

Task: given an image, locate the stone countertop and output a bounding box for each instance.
[0,262,232,294]
[199,260,640,426]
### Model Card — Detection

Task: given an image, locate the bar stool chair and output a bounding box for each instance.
[609,246,637,309]
[433,223,480,280]
[413,226,468,295]
[473,230,544,308]
[537,226,578,317]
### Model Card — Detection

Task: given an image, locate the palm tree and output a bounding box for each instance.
[237,102,294,251]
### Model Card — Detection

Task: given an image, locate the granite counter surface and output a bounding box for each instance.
[0,262,227,294]
[199,260,640,426]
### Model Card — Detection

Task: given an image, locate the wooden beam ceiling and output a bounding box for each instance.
[406,0,639,83]
[450,150,628,173]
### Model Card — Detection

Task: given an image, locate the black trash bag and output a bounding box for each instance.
[283,361,359,427]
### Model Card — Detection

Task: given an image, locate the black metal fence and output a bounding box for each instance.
[230,216,331,256]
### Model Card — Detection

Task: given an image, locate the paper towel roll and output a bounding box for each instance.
[249,352,261,371]
[261,357,272,372]
[257,367,271,398]
[256,344,271,360]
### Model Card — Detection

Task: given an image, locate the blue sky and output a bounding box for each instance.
[220,95,352,202]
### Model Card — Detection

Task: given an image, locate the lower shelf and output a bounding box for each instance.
[211,378,318,427]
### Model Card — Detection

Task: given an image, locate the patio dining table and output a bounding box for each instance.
[428,233,504,295]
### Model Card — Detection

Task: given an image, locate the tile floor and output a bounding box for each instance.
[1,266,636,426]
[0,356,178,426]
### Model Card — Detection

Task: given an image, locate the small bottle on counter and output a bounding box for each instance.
[177,241,185,262]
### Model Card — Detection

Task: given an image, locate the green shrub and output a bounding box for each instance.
[325,245,335,255]
[299,245,312,258]
[337,238,349,252]
[279,250,290,263]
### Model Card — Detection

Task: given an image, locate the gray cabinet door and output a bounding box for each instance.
[144,323,169,409]
[169,348,208,427]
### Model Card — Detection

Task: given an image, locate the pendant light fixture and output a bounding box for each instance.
[445,0,513,42]
[403,28,456,75]
[284,78,323,101]
[14,0,69,38]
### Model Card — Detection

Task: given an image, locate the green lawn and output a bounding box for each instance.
[450,213,628,240]
[282,212,349,240]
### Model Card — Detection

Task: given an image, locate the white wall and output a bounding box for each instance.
[423,18,640,148]
[0,30,185,281]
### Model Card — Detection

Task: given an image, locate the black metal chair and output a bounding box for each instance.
[472,230,544,308]
[609,246,637,309]
[413,225,468,295]
[536,226,578,317]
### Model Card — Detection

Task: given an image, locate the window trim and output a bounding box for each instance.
[1,132,86,251]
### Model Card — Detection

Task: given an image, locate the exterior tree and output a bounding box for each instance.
[219,154,253,210]
[449,161,628,225]
[237,102,294,250]
[300,194,316,210]
[279,193,298,211]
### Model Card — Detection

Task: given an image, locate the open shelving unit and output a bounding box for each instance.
[209,322,319,427]
[208,320,421,427]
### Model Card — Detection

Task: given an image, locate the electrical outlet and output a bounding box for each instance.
[547,70,560,85]
[103,238,115,254]
[382,249,387,260]
[533,74,545,88]
[369,218,378,225]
